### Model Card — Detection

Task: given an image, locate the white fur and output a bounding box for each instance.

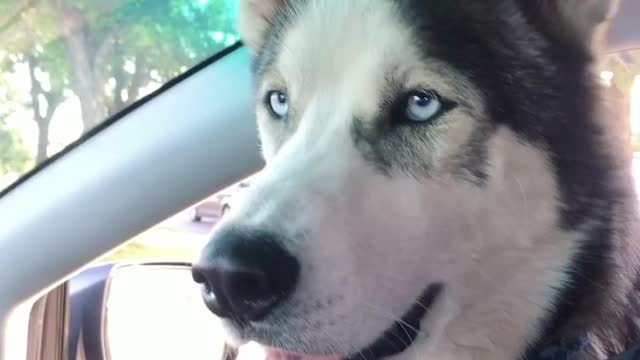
[238,0,283,50]
[222,1,583,358]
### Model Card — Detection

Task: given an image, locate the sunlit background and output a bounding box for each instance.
[0,0,238,190]
[631,75,640,135]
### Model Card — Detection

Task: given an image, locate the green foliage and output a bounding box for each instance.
[0,74,33,176]
[605,50,640,93]
[0,124,32,176]
[98,0,237,77]
[85,0,238,112]
[0,0,238,189]
[632,134,640,152]
[97,227,202,263]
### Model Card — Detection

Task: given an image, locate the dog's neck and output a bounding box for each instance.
[391,333,637,360]
[526,337,640,360]
[526,337,590,360]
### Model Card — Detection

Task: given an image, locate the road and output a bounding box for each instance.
[159,209,217,236]
[131,209,220,250]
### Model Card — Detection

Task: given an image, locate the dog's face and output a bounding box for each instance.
[195,1,618,359]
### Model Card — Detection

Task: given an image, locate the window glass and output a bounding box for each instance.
[99,174,256,264]
[601,49,640,150]
[600,49,640,192]
[0,0,238,191]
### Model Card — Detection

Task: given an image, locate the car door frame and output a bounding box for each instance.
[26,283,68,360]
[0,42,264,355]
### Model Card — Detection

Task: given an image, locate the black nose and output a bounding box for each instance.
[192,231,300,322]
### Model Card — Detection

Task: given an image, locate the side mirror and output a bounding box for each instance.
[104,262,226,359]
[67,261,265,360]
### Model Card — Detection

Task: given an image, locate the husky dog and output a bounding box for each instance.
[192,1,640,359]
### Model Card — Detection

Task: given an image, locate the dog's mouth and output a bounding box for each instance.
[261,283,443,360]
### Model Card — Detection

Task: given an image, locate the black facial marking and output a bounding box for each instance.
[346,283,443,360]
[253,0,309,84]
[450,124,496,185]
[350,82,462,180]
[351,117,393,177]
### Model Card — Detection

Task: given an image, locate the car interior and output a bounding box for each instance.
[0,0,639,359]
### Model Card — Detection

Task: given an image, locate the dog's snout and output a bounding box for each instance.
[192,230,300,322]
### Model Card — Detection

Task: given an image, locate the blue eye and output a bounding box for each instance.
[266,91,289,119]
[405,91,442,122]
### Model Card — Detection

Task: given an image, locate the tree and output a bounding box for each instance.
[605,50,640,94]
[0,63,34,175]
[1,0,238,176]
[0,120,32,177]
[53,0,238,125]
[1,1,70,164]
[26,44,67,164]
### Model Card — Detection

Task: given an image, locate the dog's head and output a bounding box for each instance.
[194,1,620,359]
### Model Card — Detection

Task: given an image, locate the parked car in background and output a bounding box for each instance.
[189,194,224,222]
[190,178,252,222]
[220,180,250,216]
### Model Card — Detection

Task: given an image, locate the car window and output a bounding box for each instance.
[601,49,640,153]
[0,0,238,192]
[99,174,255,264]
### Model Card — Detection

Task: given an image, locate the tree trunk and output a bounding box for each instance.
[110,48,149,114]
[35,121,49,164]
[27,54,61,165]
[124,55,150,107]
[55,0,107,132]
[27,55,47,165]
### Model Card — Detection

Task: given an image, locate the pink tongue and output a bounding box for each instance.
[264,348,342,360]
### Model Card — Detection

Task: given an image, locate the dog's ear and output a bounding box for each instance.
[239,0,287,51]
[518,0,620,48]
